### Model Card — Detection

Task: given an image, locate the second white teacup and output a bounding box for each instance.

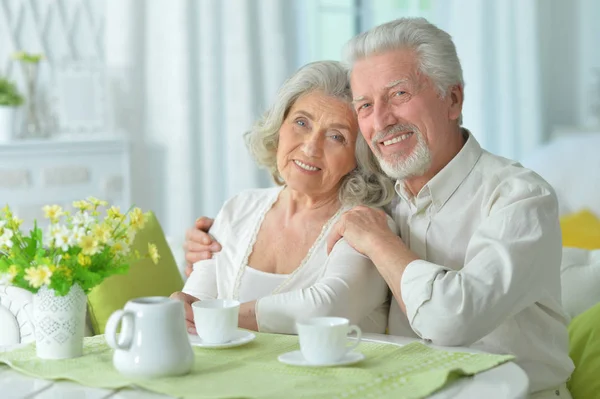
[192,299,240,344]
[296,317,362,364]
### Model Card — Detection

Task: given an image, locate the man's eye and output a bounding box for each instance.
[394,91,406,97]
[358,103,371,111]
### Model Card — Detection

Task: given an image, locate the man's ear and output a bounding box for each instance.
[448,84,464,122]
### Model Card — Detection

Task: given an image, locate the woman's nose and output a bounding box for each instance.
[302,133,323,157]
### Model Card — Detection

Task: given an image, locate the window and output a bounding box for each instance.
[298,0,434,64]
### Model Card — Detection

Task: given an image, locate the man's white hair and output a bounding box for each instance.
[345,17,464,123]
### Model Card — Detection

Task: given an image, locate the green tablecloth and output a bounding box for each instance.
[0,332,514,399]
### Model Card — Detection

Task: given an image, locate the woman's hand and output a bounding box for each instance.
[170,291,199,334]
[184,217,221,277]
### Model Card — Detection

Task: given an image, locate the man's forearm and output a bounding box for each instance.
[366,234,419,314]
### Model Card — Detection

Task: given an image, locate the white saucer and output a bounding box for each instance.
[278,350,365,367]
[188,330,256,348]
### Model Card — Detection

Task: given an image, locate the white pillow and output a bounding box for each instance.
[560,247,600,319]
[0,285,34,347]
[521,133,600,216]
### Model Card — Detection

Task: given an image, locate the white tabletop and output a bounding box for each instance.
[0,333,529,399]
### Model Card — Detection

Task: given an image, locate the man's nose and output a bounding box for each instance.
[372,101,397,133]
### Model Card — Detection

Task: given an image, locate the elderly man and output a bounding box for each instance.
[184,18,573,398]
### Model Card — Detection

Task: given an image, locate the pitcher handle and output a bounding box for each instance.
[105,310,134,350]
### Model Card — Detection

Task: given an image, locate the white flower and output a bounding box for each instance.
[72,212,94,229]
[70,226,86,243]
[44,225,60,248]
[0,228,14,250]
[53,225,75,252]
[110,239,129,256]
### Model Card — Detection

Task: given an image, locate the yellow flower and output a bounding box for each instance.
[43,205,63,223]
[8,217,23,229]
[24,265,52,289]
[92,223,112,244]
[0,265,19,284]
[57,266,73,278]
[7,265,18,277]
[87,197,108,207]
[79,235,100,256]
[63,253,71,260]
[107,206,125,221]
[77,253,91,267]
[148,243,160,265]
[72,200,93,211]
[110,240,128,256]
[128,208,146,231]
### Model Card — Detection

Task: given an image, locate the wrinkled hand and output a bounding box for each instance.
[184,217,221,277]
[170,291,199,334]
[326,206,396,256]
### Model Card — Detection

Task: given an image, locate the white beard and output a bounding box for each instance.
[375,129,432,180]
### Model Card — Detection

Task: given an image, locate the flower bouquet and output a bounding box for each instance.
[0,197,159,359]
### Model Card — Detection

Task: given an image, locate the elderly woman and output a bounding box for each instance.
[172,61,395,334]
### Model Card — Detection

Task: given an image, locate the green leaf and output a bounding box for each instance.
[0,77,24,106]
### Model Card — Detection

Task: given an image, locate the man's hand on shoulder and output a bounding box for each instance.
[326,206,398,257]
[326,205,419,315]
[184,217,221,277]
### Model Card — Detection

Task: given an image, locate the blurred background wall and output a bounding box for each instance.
[0,0,599,266]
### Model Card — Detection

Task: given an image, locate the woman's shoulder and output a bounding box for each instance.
[223,186,281,208]
[216,186,282,221]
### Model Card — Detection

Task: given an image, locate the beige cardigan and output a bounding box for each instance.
[183,186,390,334]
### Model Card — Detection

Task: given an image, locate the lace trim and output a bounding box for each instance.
[270,206,343,295]
[232,187,344,299]
[232,187,283,300]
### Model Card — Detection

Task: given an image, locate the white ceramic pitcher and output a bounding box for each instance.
[105,297,194,378]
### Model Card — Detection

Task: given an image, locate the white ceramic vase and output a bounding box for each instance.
[33,283,87,359]
[0,106,16,143]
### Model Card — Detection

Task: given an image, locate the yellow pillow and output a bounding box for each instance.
[87,212,184,334]
[560,209,600,250]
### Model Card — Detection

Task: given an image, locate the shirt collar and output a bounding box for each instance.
[394,129,482,211]
[427,129,482,211]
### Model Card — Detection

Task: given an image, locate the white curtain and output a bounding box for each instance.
[433,0,544,160]
[105,0,299,250]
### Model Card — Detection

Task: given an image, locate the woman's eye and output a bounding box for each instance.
[295,119,307,127]
[329,133,346,143]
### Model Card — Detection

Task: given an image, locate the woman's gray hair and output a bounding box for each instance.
[245,60,395,208]
[345,17,464,123]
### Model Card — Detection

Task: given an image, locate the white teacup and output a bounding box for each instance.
[192,299,240,344]
[296,317,362,364]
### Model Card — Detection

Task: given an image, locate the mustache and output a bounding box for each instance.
[372,124,419,144]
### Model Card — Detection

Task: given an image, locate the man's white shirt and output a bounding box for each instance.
[387,131,574,393]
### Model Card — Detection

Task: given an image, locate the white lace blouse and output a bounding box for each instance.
[183,186,390,334]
